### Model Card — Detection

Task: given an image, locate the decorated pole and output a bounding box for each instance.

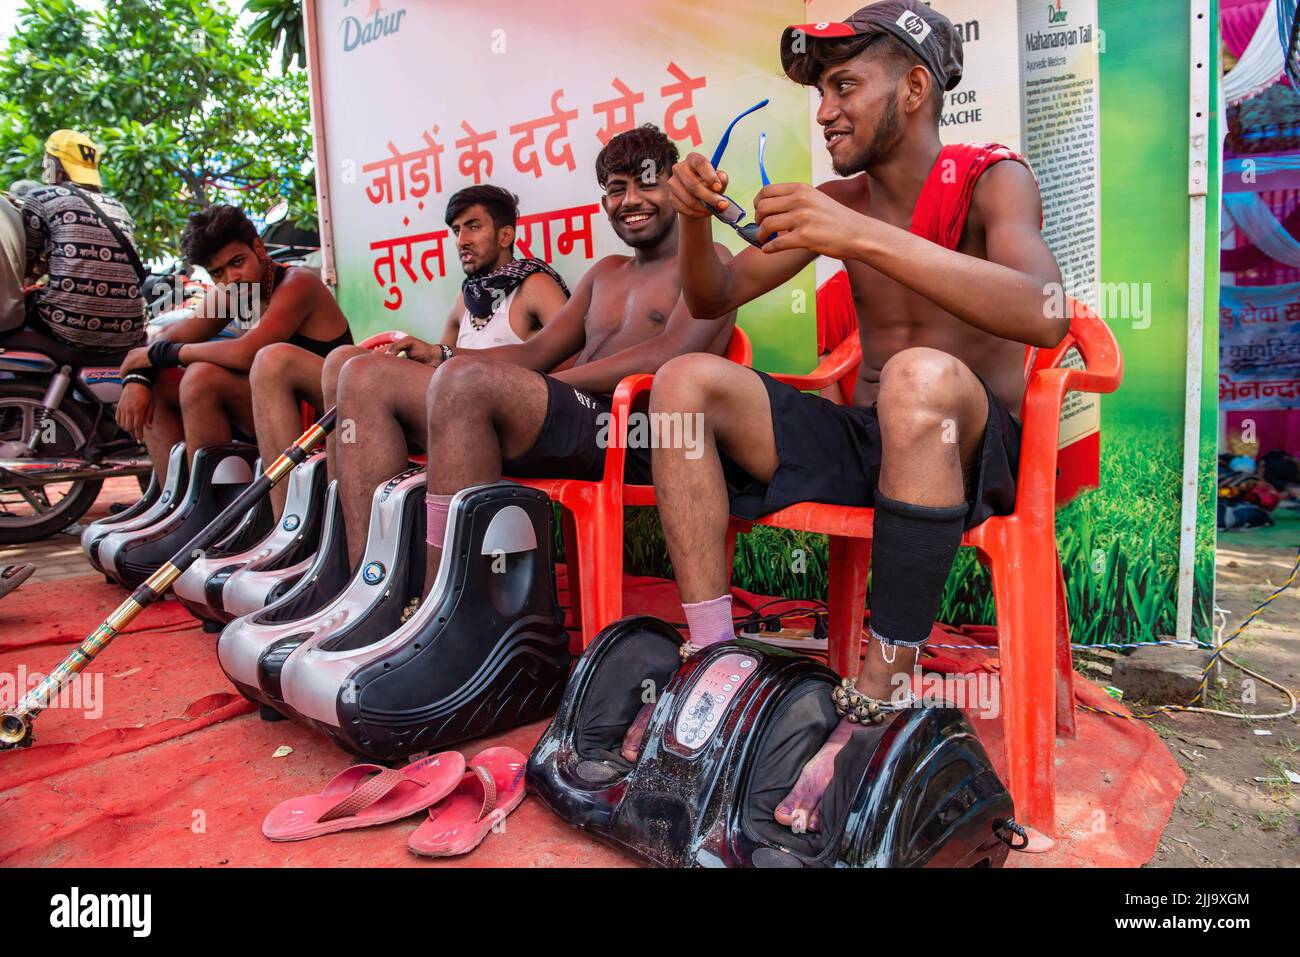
[0,409,338,751]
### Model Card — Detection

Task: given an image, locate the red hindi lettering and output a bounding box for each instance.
[369,229,449,311]
[593,78,645,145]
[407,128,445,199]
[554,203,599,259]
[362,142,406,205]
[510,89,580,179]
[661,62,707,146]
[455,121,497,185]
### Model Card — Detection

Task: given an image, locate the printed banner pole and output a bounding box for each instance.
[1175,0,1212,644]
[304,0,337,287]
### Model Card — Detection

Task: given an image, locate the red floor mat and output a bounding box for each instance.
[0,571,1182,867]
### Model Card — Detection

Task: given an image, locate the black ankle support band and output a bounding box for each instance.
[868,493,967,648]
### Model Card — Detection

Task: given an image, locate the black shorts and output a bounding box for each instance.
[721,370,1021,530]
[502,373,654,485]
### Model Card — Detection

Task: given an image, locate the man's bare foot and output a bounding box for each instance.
[774,718,854,833]
[620,702,655,762]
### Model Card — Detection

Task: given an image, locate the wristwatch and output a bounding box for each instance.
[438,344,454,362]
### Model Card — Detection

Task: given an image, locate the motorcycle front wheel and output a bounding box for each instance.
[0,382,103,545]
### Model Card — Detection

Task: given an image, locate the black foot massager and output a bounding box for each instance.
[218,478,570,760]
[172,450,330,626]
[97,443,271,590]
[527,616,1017,868]
[82,442,189,578]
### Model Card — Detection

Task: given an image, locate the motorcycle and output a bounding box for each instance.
[0,204,319,545]
[0,324,153,545]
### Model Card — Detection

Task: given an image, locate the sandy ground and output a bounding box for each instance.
[1143,541,1300,867]
[3,480,1298,866]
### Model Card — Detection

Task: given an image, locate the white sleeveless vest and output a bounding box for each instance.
[456,288,526,349]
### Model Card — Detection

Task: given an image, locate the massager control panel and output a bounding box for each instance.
[673,652,757,752]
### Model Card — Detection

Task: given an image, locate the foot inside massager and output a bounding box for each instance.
[527,616,1016,869]
[84,442,189,578]
[279,482,570,760]
[222,480,571,761]
[231,479,351,623]
[81,460,161,561]
[173,451,329,625]
[217,468,426,717]
[103,444,269,591]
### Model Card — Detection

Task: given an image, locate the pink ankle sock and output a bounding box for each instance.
[682,594,734,649]
[425,493,454,547]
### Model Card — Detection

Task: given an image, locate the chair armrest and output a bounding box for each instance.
[357,330,405,351]
[1015,367,1072,517]
[769,334,861,394]
[1049,300,1123,396]
[599,373,657,486]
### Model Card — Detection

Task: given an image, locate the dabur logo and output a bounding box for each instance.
[1048,0,1068,24]
[49,887,151,937]
[341,0,406,52]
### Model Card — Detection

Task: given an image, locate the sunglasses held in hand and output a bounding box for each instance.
[708,99,773,249]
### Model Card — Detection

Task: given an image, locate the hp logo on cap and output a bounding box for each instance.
[896,11,932,44]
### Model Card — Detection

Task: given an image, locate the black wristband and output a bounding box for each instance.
[122,372,154,389]
[147,340,185,370]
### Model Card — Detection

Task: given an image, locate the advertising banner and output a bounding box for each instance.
[308,0,1220,643]
[1219,283,1300,410]
[311,0,817,372]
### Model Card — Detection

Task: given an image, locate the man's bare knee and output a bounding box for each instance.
[427,356,504,415]
[650,353,731,414]
[335,351,393,404]
[323,345,369,394]
[249,342,301,392]
[877,348,985,460]
[178,362,223,411]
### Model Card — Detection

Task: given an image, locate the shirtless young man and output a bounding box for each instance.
[249,184,568,517]
[637,2,1064,834]
[332,123,737,583]
[116,204,353,485]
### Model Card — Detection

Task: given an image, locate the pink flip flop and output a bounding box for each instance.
[0,563,35,601]
[262,751,466,841]
[407,746,527,858]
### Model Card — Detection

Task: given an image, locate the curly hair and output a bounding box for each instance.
[595,124,680,189]
[180,204,259,266]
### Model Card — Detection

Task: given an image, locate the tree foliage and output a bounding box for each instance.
[247,0,307,73]
[0,0,315,260]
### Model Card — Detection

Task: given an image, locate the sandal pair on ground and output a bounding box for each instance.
[262,746,526,857]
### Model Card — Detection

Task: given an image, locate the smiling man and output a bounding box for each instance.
[331,123,737,587]
[637,1,1065,838]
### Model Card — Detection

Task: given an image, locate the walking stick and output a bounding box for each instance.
[0,409,338,751]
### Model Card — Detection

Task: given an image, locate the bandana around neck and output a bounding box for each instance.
[462,257,570,323]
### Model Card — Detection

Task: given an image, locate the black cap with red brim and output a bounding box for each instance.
[780,0,964,92]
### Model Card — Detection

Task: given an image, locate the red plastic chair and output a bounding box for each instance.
[513,327,754,650]
[725,298,1122,835]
